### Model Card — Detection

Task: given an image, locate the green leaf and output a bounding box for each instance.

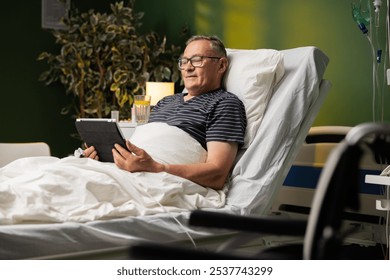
[90,14,99,26]
[37,52,51,61]
[110,83,119,92]
[115,88,121,99]
[163,67,171,80]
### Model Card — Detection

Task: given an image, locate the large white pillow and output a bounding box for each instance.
[130,122,207,165]
[224,48,285,148]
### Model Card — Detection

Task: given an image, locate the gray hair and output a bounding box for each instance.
[185,35,227,57]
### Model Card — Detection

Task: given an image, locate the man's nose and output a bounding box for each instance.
[182,61,195,71]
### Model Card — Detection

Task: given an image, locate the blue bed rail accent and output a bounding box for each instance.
[283,166,383,195]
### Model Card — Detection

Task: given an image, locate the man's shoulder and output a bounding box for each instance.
[198,89,245,114]
[214,89,245,107]
[207,88,242,101]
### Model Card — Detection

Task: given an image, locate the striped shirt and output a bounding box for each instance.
[149,88,247,150]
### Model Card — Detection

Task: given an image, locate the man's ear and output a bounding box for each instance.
[218,57,228,73]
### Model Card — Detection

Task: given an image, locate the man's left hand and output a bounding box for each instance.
[112,141,165,173]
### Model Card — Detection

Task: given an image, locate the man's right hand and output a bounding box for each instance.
[84,145,99,161]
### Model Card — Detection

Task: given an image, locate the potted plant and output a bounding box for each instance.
[38,0,183,119]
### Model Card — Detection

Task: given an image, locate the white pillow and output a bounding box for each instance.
[130,122,207,165]
[224,48,285,148]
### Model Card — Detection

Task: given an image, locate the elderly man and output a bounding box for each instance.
[85,35,247,190]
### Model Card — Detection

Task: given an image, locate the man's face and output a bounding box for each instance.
[180,40,226,97]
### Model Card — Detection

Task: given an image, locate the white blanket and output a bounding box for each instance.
[0,123,225,224]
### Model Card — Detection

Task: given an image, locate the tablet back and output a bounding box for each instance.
[75,119,127,162]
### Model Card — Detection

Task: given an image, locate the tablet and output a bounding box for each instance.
[75,118,128,162]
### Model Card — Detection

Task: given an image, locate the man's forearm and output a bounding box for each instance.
[160,162,228,190]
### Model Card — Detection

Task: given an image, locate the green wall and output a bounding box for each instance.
[1,0,389,157]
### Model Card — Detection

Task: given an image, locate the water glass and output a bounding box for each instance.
[133,95,151,124]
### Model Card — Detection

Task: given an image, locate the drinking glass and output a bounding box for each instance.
[133,95,151,124]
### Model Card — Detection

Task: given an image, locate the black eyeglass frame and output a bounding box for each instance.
[177,56,221,69]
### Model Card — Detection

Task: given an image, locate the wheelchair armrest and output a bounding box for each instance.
[190,210,307,236]
[129,242,251,260]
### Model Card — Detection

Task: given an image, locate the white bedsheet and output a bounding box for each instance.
[0,123,225,224]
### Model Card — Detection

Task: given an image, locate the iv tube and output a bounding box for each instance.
[353,0,388,123]
[366,34,380,121]
[373,0,382,26]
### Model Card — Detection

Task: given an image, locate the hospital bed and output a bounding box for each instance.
[0,46,331,259]
[272,126,389,246]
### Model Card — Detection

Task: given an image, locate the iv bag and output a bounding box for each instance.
[351,0,371,33]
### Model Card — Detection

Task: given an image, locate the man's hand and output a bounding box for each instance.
[112,141,165,173]
[83,145,99,160]
[112,140,237,190]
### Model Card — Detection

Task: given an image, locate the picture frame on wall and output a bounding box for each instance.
[41,0,70,30]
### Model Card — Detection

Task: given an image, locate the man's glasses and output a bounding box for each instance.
[177,56,221,70]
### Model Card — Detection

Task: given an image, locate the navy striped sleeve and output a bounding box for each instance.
[206,95,247,146]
